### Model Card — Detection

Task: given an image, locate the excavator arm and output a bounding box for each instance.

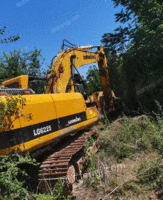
[46,45,114,111]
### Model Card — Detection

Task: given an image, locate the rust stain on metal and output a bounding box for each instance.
[58,63,64,73]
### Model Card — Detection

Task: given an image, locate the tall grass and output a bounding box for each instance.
[100,114,163,162]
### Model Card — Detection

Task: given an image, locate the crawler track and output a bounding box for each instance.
[38,130,96,192]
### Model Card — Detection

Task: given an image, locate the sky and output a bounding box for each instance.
[0,0,122,77]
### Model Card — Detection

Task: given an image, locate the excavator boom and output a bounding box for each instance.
[46,45,114,111]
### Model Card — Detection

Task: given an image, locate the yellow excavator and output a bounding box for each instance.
[0,40,116,188]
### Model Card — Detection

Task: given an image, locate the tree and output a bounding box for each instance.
[0,26,20,44]
[85,65,101,95]
[102,0,163,55]
[101,0,163,110]
[0,48,46,94]
[0,48,45,80]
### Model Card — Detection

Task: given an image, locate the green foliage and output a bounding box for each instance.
[37,193,54,200]
[87,154,96,173]
[0,153,38,200]
[137,159,163,196]
[105,53,125,97]
[84,136,96,172]
[102,0,163,55]
[138,84,163,113]
[85,65,101,95]
[101,0,163,110]
[29,79,47,94]
[37,180,73,200]
[83,136,101,190]
[84,154,101,191]
[108,180,142,199]
[0,95,26,130]
[52,179,72,200]
[123,182,142,194]
[0,26,20,44]
[103,159,163,198]
[151,101,163,155]
[84,136,95,150]
[99,115,162,162]
[0,48,47,93]
[0,48,45,81]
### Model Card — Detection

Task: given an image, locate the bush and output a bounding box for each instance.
[52,179,72,200]
[0,153,38,200]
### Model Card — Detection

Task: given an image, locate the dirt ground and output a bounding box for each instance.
[72,150,161,200]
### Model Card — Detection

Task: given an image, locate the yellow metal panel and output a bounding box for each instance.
[2,75,29,88]
[51,92,86,118]
[86,107,98,120]
[20,94,57,127]
[0,94,57,130]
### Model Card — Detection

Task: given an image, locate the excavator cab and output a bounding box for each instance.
[66,74,88,100]
[73,74,83,84]
[73,74,88,100]
[0,75,35,95]
[74,83,88,100]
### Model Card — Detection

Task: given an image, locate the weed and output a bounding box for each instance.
[0,153,38,200]
[0,95,26,130]
[82,107,163,199]
[82,151,101,191]
[87,154,101,190]
[84,136,95,151]
[52,179,72,200]
[137,159,163,197]
[99,115,160,162]
[138,159,163,185]
[152,135,163,154]
[37,193,54,200]
[85,177,91,186]
[123,182,142,194]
